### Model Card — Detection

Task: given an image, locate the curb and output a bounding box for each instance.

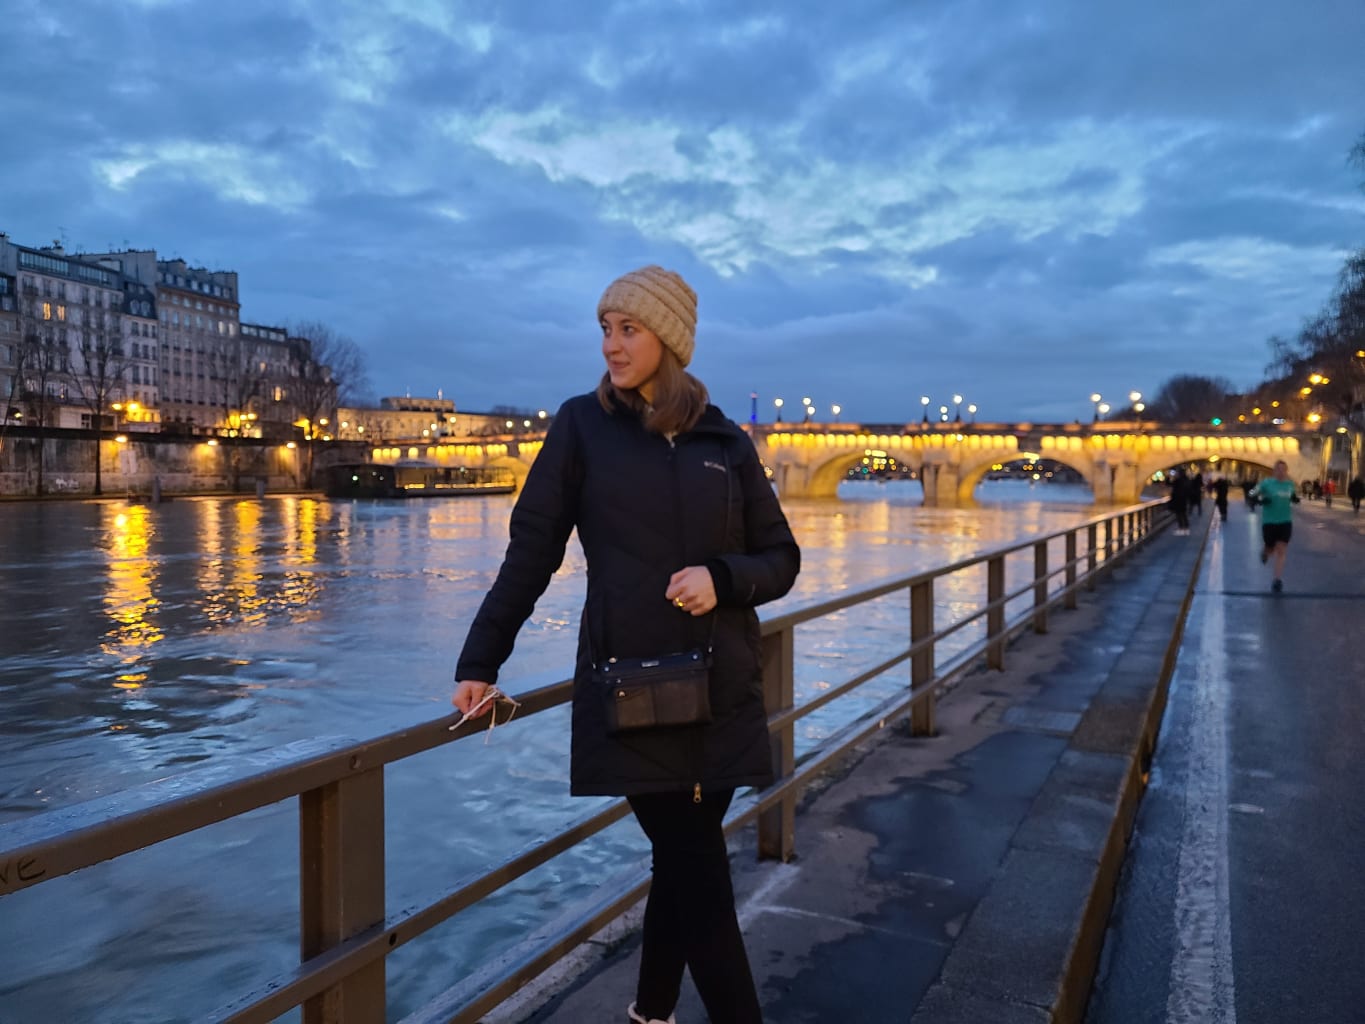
[913,514,1211,1022]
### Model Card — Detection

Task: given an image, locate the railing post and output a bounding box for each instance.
[759,626,796,862]
[1032,540,1048,633]
[1086,523,1099,590]
[986,555,1005,669]
[1064,530,1078,610]
[1102,518,1115,579]
[910,579,935,735]
[300,768,387,1024]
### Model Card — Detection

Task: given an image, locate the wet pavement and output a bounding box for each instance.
[448,511,1212,1024]
[1086,498,1365,1024]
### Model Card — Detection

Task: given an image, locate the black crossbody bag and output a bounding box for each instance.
[596,646,713,734]
[592,447,730,735]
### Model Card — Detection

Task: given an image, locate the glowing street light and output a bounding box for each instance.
[774,397,784,423]
[1090,393,1103,422]
[831,404,842,422]
[939,404,949,423]
[920,395,931,424]
[967,403,978,423]
[952,394,963,422]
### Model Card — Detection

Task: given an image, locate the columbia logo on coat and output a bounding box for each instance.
[702,459,727,473]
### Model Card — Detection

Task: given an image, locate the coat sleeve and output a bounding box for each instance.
[455,401,582,684]
[707,436,800,608]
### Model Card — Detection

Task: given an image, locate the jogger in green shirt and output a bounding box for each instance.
[1250,459,1299,593]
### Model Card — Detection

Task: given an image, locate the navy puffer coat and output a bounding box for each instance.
[456,392,801,796]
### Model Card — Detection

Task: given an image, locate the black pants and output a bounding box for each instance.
[628,788,761,1024]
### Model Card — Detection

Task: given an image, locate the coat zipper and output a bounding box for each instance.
[669,436,703,807]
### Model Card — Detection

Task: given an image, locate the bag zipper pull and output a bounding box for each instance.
[693,783,702,804]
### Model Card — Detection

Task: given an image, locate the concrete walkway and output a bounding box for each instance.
[1086,498,1365,1023]
[480,515,1209,1024]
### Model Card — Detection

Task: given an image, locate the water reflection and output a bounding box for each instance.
[100,503,165,678]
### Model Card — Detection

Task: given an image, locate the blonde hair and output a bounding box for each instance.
[596,349,709,435]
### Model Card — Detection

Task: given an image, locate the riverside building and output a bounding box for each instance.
[83,250,241,434]
[333,396,546,442]
[0,235,130,430]
[0,269,17,420]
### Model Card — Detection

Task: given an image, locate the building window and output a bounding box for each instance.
[42,302,51,320]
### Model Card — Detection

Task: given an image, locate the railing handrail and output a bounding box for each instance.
[0,498,1171,1024]
[759,497,1157,632]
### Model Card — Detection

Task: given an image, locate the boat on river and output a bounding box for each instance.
[323,460,517,499]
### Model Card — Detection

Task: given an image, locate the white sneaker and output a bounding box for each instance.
[628,1002,676,1024]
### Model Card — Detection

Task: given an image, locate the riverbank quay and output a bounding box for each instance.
[470,517,1208,1023]
[0,424,367,496]
[0,486,325,502]
[1086,500,1365,1022]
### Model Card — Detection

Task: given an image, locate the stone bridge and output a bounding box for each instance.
[360,420,1328,505]
[756,422,1320,503]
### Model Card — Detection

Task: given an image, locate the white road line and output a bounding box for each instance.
[1165,527,1237,1023]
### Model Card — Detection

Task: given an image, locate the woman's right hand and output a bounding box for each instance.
[452,680,494,719]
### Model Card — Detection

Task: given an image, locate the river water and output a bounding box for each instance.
[0,480,1099,1022]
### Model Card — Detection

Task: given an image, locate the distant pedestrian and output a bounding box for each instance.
[1213,476,1230,521]
[1189,470,1205,517]
[1168,470,1190,535]
[1348,476,1364,514]
[1250,460,1300,594]
[1323,478,1336,508]
[1311,480,1323,501]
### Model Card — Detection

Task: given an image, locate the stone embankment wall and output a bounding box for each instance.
[0,427,367,496]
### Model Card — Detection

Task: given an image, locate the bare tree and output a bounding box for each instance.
[211,339,273,490]
[287,320,371,485]
[66,292,129,496]
[13,289,71,495]
[1147,374,1234,423]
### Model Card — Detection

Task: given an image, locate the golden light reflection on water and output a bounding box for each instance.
[193,497,326,627]
[100,503,165,674]
[279,498,323,618]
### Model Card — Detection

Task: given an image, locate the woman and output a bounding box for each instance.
[453,265,801,1024]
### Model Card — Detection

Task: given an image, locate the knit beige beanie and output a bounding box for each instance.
[596,265,698,367]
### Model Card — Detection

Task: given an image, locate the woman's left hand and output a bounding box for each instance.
[666,566,717,616]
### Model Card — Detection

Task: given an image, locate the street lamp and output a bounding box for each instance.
[952,394,963,423]
[920,395,930,424]
[774,397,784,423]
[802,396,813,423]
[1097,402,1111,419]
[939,405,949,423]
[967,403,977,423]
[831,404,841,422]
[1090,393,1102,423]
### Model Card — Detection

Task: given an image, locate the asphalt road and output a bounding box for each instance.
[1086,498,1365,1024]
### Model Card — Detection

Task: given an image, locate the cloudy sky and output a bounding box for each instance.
[4,0,1364,423]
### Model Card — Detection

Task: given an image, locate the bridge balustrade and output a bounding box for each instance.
[0,501,1168,1024]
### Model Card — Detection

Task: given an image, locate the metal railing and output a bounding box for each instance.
[0,500,1168,1024]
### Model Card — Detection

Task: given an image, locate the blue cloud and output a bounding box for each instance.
[2,0,1362,424]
